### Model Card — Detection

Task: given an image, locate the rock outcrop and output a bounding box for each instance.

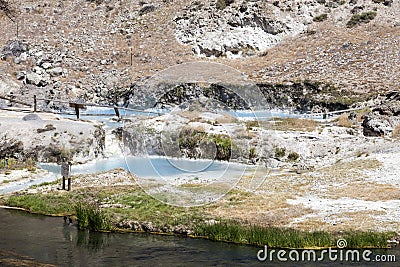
[174,0,395,58]
[362,92,400,137]
[0,111,105,163]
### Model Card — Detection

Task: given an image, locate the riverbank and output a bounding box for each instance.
[1,162,399,249]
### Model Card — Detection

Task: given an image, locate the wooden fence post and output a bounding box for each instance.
[114,106,120,118]
[74,104,80,119]
[33,95,37,112]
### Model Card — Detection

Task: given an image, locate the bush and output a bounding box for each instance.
[249,147,256,159]
[313,13,328,22]
[216,0,234,10]
[347,11,377,27]
[287,152,300,162]
[275,147,286,158]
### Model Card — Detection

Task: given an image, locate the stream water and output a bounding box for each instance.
[0,208,398,266]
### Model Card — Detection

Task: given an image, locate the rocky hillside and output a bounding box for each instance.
[0,0,399,106]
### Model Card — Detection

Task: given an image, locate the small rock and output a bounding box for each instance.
[33,66,44,74]
[49,67,63,76]
[138,4,155,16]
[265,158,282,169]
[16,71,26,80]
[22,114,42,121]
[42,62,53,69]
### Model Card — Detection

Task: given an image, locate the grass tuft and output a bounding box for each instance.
[75,202,112,231]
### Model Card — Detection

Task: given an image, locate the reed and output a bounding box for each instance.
[195,221,393,249]
[75,202,111,231]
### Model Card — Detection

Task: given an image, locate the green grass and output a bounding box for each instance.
[75,202,111,231]
[195,221,394,249]
[343,231,393,248]
[4,187,396,248]
[106,191,204,227]
[6,193,84,215]
[195,221,332,248]
[0,158,37,172]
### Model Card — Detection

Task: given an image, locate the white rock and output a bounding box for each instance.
[42,62,52,69]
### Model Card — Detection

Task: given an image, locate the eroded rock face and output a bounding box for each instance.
[362,114,394,137]
[174,0,320,57]
[362,92,400,137]
[0,112,105,163]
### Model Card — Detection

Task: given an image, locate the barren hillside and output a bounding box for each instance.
[0,0,399,104]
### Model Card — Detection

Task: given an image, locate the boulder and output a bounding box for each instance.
[26,72,43,86]
[362,114,399,137]
[0,138,24,159]
[1,40,28,59]
[26,72,48,87]
[265,158,283,169]
[0,74,20,95]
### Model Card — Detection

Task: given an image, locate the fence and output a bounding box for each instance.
[0,94,160,119]
[0,93,368,120]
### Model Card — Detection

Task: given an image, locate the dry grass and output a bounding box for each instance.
[392,125,400,139]
[327,182,400,201]
[336,113,353,128]
[272,118,318,132]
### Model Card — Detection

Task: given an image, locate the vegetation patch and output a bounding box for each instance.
[275,147,286,158]
[335,113,353,128]
[6,193,81,215]
[392,125,400,139]
[3,184,396,248]
[178,127,232,160]
[347,11,377,28]
[273,118,318,132]
[287,151,300,162]
[75,202,111,231]
[0,158,36,172]
[216,0,234,10]
[313,13,328,22]
[195,221,394,248]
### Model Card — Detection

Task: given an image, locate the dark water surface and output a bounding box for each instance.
[0,208,398,267]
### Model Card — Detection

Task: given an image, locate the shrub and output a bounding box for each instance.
[347,11,377,27]
[216,0,234,10]
[245,120,260,131]
[287,152,300,162]
[313,13,328,22]
[249,147,256,159]
[275,147,286,158]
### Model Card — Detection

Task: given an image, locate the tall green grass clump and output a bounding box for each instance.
[343,231,395,248]
[195,221,333,248]
[195,221,394,248]
[75,202,111,231]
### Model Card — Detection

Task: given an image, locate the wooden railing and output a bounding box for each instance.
[1,93,369,120]
[0,94,160,119]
